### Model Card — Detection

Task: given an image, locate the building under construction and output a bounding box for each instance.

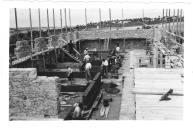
[9,8,184,120]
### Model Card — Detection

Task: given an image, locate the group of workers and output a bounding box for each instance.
[83,48,92,83]
[101,44,121,77]
[66,43,121,84]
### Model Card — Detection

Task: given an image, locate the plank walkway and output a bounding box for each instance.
[134,68,183,120]
[119,49,183,120]
[119,50,136,120]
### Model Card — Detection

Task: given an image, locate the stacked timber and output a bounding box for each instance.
[14,40,31,59]
[134,68,183,120]
[9,68,59,120]
[34,37,49,52]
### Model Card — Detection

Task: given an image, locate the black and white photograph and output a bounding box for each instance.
[1,0,193,128]
[9,7,184,120]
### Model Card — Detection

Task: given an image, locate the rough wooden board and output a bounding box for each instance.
[135,74,181,79]
[136,94,183,120]
[135,68,183,74]
[132,88,183,96]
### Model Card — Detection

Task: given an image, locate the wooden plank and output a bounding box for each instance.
[132,88,183,96]
[135,68,183,74]
[136,94,183,120]
[135,74,181,79]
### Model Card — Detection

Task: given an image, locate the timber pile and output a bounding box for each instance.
[34,37,49,52]
[133,68,183,120]
[9,68,59,120]
[14,40,31,59]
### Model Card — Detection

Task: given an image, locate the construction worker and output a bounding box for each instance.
[72,103,81,119]
[84,48,88,55]
[115,43,120,56]
[67,66,73,85]
[85,61,92,83]
[101,58,108,77]
[84,53,91,63]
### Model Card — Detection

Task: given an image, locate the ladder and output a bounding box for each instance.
[60,48,82,64]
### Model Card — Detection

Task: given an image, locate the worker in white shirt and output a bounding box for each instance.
[85,61,92,83]
[101,59,108,77]
[67,66,73,85]
[72,103,81,119]
[84,48,88,55]
[84,53,91,63]
[115,44,120,56]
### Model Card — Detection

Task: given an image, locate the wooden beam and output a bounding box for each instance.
[47,8,50,35]
[85,8,87,28]
[132,88,183,96]
[29,8,33,52]
[38,8,42,37]
[69,8,72,32]
[60,9,63,33]
[172,9,175,33]
[14,8,19,40]
[99,8,101,28]
[53,8,56,35]
[168,9,170,31]
[64,8,68,33]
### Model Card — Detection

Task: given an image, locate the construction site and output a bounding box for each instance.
[9,8,184,120]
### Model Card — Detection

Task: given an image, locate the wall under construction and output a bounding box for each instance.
[9,68,60,120]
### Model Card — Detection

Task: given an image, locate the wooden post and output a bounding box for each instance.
[142,9,144,24]
[85,8,87,29]
[47,8,50,35]
[162,9,164,29]
[153,46,158,68]
[38,8,42,37]
[60,9,63,33]
[29,8,33,67]
[64,8,68,33]
[14,8,19,40]
[168,9,170,32]
[172,9,175,33]
[99,8,101,28]
[179,9,182,36]
[177,9,179,36]
[160,52,163,68]
[42,53,46,71]
[29,8,33,52]
[122,8,125,52]
[165,9,168,30]
[109,8,111,31]
[108,8,111,50]
[69,8,72,32]
[53,8,56,35]
[55,49,58,64]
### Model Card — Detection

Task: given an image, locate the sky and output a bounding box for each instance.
[10,8,167,28]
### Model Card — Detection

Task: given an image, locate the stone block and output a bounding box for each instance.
[9,68,59,120]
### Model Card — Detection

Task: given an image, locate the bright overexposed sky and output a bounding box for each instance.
[10,8,166,28]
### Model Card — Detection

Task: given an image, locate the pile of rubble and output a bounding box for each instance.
[9,68,59,120]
